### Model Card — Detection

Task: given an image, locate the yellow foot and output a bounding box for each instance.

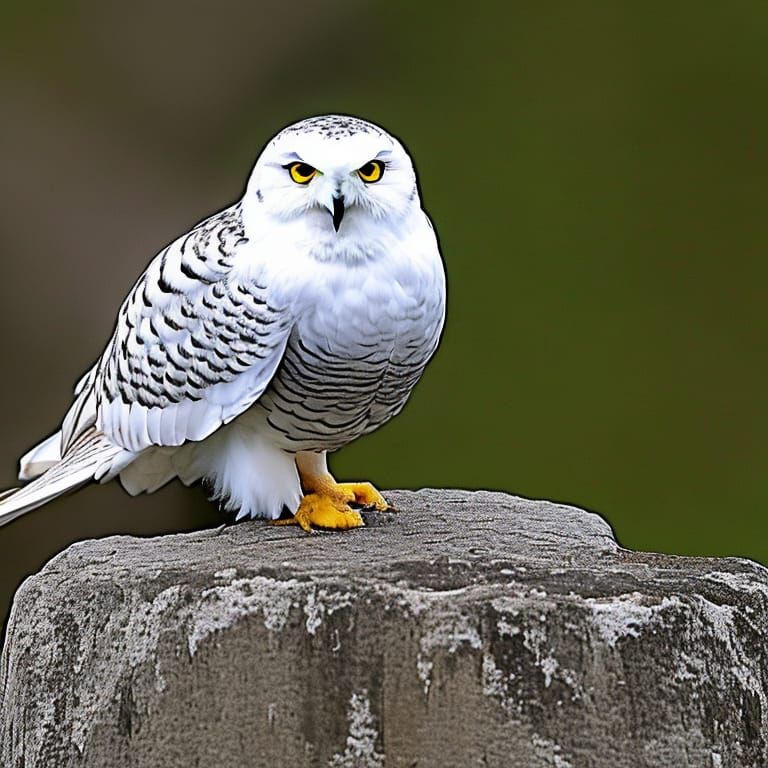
[271,493,364,533]
[270,470,390,532]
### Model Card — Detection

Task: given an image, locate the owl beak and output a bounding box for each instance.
[331,194,345,232]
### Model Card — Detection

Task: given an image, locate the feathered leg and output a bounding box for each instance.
[272,451,388,532]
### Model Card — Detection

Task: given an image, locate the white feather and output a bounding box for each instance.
[119,448,176,495]
[127,403,151,452]
[158,404,177,447]
[146,407,163,445]
[1,431,123,527]
[173,400,193,446]
[18,432,62,481]
[95,448,138,483]
[181,418,301,520]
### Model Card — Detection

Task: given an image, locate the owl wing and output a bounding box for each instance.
[61,203,294,455]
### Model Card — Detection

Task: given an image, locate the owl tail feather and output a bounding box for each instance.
[0,430,124,528]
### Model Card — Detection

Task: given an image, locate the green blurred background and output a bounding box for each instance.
[0,2,766,631]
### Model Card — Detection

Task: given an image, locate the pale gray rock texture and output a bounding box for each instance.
[1,489,767,767]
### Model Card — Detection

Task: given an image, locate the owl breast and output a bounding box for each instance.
[253,260,444,452]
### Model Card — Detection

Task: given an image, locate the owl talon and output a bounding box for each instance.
[287,454,389,531]
[271,492,364,532]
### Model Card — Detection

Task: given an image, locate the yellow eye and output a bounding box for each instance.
[357,160,384,183]
[287,162,317,184]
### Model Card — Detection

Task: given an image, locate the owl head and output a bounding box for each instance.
[245,115,422,238]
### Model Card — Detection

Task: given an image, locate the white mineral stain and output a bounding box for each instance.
[189,578,356,656]
[492,594,581,697]
[371,580,436,616]
[416,656,434,695]
[329,690,385,768]
[585,593,682,647]
[415,609,482,695]
[154,659,167,693]
[704,570,768,599]
[304,588,353,636]
[188,576,299,655]
[674,651,705,685]
[126,585,183,669]
[491,595,522,616]
[694,594,768,715]
[482,652,521,715]
[482,652,506,698]
[531,734,573,768]
[522,624,557,687]
[540,656,559,688]
[421,615,482,655]
[304,590,323,635]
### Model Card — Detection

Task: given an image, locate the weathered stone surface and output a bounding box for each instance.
[1,489,766,767]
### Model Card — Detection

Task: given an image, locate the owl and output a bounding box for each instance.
[0,115,446,532]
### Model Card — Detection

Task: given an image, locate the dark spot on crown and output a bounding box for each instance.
[283,115,383,140]
[255,188,263,202]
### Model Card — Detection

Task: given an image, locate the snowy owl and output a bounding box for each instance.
[0,115,446,532]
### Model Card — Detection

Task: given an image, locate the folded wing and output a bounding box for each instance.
[4,203,294,524]
[63,202,294,455]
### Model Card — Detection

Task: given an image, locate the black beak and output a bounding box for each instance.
[332,195,345,232]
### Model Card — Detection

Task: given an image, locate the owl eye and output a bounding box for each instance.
[286,162,317,184]
[357,160,384,183]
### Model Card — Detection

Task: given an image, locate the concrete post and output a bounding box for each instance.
[1,490,766,767]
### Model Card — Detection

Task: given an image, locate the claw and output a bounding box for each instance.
[336,482,389,511]
[270,492,364,532]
